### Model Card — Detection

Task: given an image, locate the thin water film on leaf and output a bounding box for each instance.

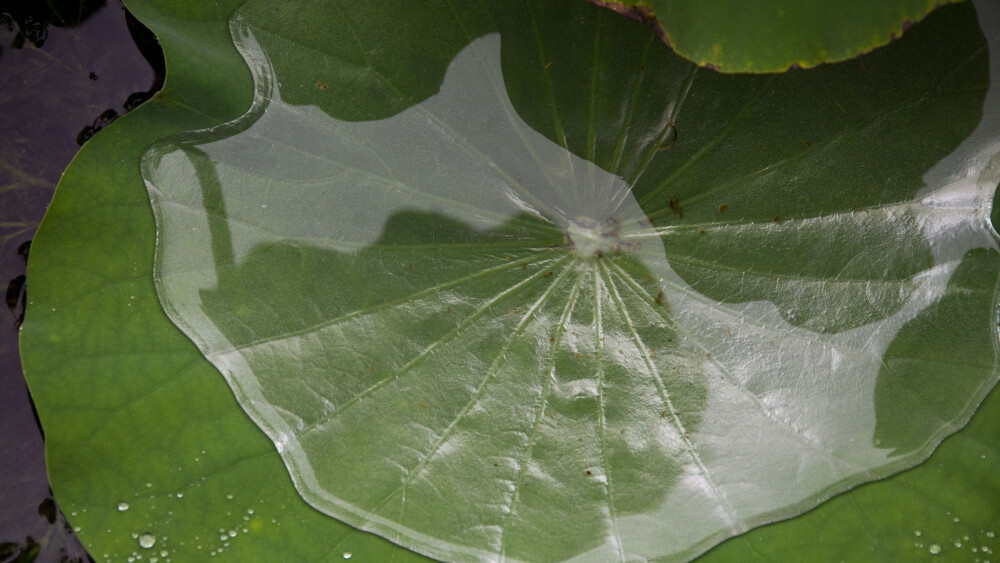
[141,4,1000,562]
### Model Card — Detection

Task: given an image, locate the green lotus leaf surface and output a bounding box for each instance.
[20,0,1000,561]
[136,2,1000,561]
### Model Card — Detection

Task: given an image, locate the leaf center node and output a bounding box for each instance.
[566,216,630,258]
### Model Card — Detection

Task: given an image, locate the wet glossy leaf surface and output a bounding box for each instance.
[141,1,1000,561]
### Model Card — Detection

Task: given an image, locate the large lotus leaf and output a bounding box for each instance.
[136,1,1000,562]
[20,0,1000,562]
[588,0,959,72]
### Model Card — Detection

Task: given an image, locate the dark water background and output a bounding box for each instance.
[0,1,160,560]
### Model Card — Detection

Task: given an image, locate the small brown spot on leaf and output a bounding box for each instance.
[669,195,683,218]
[654,289,664,306]
[545,61,552,69]
[316,82,328,90]
[586,470,592,475]
[522,262,527,270]
[545,271,554,278]
[659,410,667,419]
[773,214,782,223]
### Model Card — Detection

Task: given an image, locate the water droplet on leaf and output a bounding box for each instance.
[138,533,156,549]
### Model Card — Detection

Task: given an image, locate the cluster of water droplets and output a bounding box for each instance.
[910,509,997,560]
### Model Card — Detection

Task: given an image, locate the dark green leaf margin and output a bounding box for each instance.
[588,0,961,73]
